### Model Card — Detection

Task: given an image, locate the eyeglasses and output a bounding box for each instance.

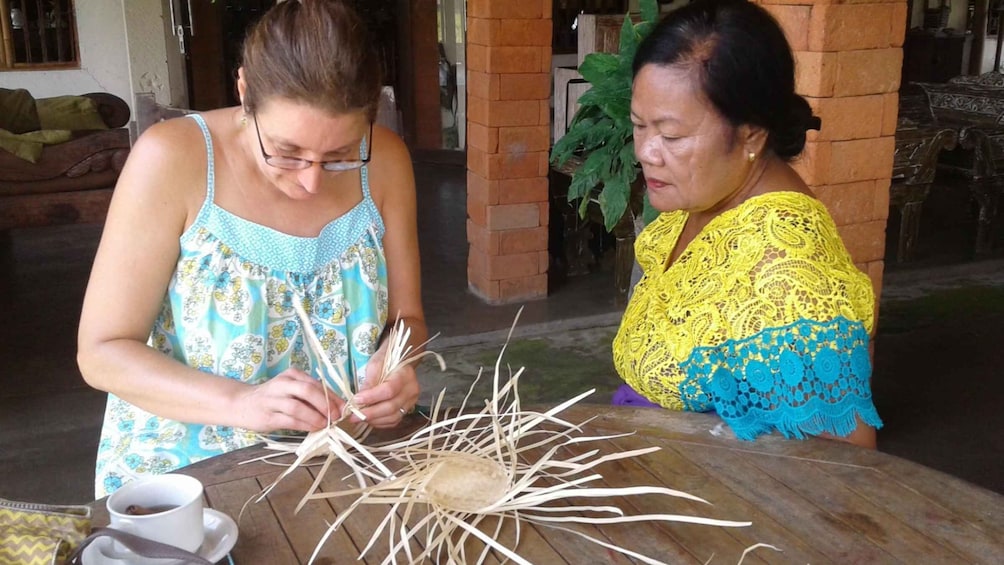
[252,114,372,172]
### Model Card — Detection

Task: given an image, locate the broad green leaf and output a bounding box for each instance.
[640,0,659,24]
[599,177,630,232]
[618,14,636,58]
[578,52,620,84]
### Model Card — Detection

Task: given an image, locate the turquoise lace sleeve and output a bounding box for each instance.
[679,317,883,441]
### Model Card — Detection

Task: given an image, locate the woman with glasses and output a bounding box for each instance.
[78,0,426,496]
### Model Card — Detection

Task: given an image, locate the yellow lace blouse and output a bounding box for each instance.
[612,192,882,440]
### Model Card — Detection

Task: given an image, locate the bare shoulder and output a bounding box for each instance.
[366,124,415,207]
[124,114,207,196]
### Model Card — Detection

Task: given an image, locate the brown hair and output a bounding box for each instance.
[241,0,381,120]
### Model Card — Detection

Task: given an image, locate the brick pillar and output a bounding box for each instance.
[761,0,907,304]
[465,0,553,303]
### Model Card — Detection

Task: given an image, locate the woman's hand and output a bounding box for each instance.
[353,342,421,428]
[236,368,345,433]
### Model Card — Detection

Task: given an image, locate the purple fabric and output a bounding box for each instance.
[611,384,662,408]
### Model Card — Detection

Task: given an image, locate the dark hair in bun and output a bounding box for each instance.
[633,0,821,161]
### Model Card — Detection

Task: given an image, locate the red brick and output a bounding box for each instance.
[504,151,549,179]
[499,125,551,153]
[794,51,837,98]
[466,188,488,227]
[542,0,552,20]
[881,92,899,137]
[467,44,487,73]
[537,151,552,177]
[467,219,500,254]
[808,5,896,52]
[467,18,498,47]
[538,250,550,273]
[837,220,886,264]
[873,177,891,221]
[499,226,548,254]
[497,19,552,46]
[539,46,552,73]
[763,5,810,51]
[468,171,500,206]
[828,136,896,183]
[539,100,552,126]
[469,98,541,127]
[538,198,550,227]
[834,48,903,96]
[485,46,541,74]
[487,203,541,230]
[814,180,875,227]
[890,2,908,48]
[498,274,548,302]
[487,251,542,279]
[470,149,548,180]
[467,95,489,126]
[499,177,549,204]
[792,140,832,187]
[468,250,500,300]
[500,73,551,100]
[468,0,543,19]
[468,71,500,100]
[467,145,493,179]
[467,122,499,153]
[808,95,884,141]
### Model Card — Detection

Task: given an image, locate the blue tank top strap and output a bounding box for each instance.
[186,114,216,203]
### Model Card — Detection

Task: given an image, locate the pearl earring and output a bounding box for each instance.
[748,152,756,163]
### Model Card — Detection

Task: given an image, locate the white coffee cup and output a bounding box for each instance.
[106,473,205,553]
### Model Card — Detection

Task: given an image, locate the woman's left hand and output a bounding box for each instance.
[352,342,420,427]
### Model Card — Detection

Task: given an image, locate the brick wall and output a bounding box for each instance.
[466,0,553,303]
[464,0,903,305]
[760,0,907,303]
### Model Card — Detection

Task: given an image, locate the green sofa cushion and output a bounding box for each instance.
[36,95,108,131]
[0,128,74,163]
[0,88,41,134]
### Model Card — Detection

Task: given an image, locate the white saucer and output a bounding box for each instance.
[83,508,238,565]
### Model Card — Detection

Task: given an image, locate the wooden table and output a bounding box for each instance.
[89,406,1004,564]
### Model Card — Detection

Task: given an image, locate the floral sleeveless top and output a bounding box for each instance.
[95,115,388,497]
[613,192,883,441]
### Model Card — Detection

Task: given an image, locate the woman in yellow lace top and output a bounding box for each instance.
[612,0,883,447]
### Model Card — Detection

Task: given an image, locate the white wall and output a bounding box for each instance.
[0,0,132,108]
[123,0,187,108]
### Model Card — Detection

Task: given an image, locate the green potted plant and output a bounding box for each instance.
[550,0,660,233]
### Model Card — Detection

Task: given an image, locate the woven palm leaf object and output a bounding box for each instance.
[254,315,775,564]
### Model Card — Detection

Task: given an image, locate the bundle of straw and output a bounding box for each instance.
[254,313,775,564]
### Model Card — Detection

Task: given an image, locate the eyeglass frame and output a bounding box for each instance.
[252,113,373,172]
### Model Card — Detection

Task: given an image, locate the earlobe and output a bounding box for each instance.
[741,124,769,159]
[236,67,248,110]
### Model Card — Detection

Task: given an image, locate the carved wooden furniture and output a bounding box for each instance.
[891,90,960,262]
[913,78,1004,257]
[0,93,130,231]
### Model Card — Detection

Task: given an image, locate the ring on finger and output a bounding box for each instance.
[398,407,408,416]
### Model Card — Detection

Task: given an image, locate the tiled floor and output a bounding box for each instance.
[1,161,1002,508]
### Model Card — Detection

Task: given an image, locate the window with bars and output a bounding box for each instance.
[1,0,78,70]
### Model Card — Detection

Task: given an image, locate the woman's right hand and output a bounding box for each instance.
[236,368,345,433]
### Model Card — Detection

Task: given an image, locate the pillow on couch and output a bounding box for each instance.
[0,128,73,162]
[36,95,108,131]
[0,88,41,134]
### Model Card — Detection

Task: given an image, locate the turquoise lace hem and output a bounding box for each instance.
[680,317,883,441]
